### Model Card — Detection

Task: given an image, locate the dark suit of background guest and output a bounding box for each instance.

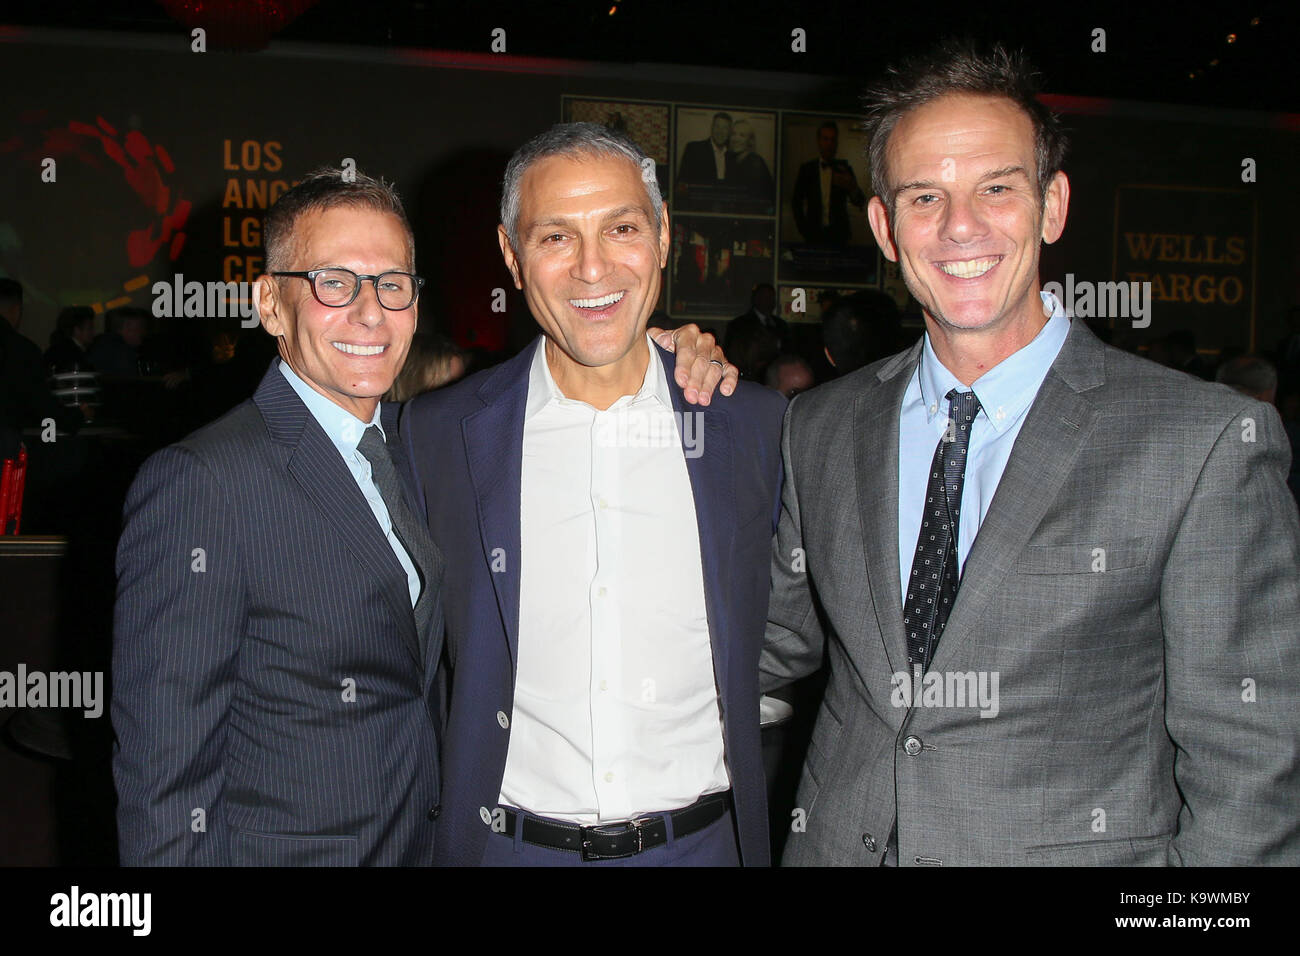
[1,315,83,436]
[403,341,784,866]
[678,138,730,185]
[113,361,444,865]
[791,157,863,245]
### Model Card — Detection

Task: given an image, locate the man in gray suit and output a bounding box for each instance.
[761,41,1300,866]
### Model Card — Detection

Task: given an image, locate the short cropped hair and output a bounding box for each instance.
[262,167,414,273]
[500,122,663,252]
[863,39,1068,211]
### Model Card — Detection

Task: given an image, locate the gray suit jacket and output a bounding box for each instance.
[761,318,1300,866]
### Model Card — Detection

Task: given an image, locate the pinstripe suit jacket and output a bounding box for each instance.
[762,318,1300,866]
[112,360,444,866]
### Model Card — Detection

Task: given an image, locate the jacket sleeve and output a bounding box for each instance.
[112,445,246,865]
[760,398,827,693]
[1162,399,1300,864]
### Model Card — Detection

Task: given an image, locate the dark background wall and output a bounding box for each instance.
[2,27,1297,359]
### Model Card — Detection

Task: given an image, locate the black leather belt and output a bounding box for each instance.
[496,790,731,861]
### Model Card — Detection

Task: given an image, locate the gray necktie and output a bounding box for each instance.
[357,425,437,654]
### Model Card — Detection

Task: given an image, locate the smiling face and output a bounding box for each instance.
[498,152,669,399]
[867,93,1068,344]
[256,205,417,421]
[729,121,754,156]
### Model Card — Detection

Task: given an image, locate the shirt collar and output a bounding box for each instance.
[525,333,668,421]
[278,359,382,456]
[918,290,1070,434]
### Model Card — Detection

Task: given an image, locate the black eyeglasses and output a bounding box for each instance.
[271,268,425,311]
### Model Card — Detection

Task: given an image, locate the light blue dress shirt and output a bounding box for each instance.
[897,292,1070,606]
[278,360,421,606]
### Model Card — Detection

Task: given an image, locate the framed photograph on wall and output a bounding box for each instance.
[673,106,777,216]
[778,112,876,285]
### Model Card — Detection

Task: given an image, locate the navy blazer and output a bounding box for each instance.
[402,339,785,866]
[112,360,445,865]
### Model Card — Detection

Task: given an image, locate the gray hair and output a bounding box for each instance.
[500,122,663,252]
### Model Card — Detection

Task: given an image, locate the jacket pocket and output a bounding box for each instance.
[1014,537,1151,574]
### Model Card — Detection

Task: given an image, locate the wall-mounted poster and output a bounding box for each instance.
[674,106,776,216]
[779,113,876,285]
[671,216,774,318]
[562,97,671,196]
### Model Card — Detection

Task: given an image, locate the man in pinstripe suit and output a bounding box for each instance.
[111,167,735,866]
[112,169,448,865]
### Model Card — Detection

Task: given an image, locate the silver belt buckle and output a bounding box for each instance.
[579,815,649,861]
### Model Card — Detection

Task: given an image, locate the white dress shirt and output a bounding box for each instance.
[278,360,420,606]
[500,335,730,824]
[712,141,727,180]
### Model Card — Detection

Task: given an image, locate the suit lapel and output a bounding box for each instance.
[255,363,423,670]
[462,348,531,674]
[928,320,1104,674]
[855,341,922,680]
[663,346,736,698]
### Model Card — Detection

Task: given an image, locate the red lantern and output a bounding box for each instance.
[155,1,320,50]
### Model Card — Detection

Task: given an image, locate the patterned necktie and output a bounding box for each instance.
[904,388,982,672]
[358,425,437,655]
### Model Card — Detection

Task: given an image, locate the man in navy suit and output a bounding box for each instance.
[403,123,784,866]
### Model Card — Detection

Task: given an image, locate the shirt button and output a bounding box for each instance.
[862,833,877,852]
[902,735,923,756]
[479,806,493,825]
[598,586,607,598]
[599,679,608,691]
[496,710,509,729]
[427,805,441,821]
[604,772,614,783]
